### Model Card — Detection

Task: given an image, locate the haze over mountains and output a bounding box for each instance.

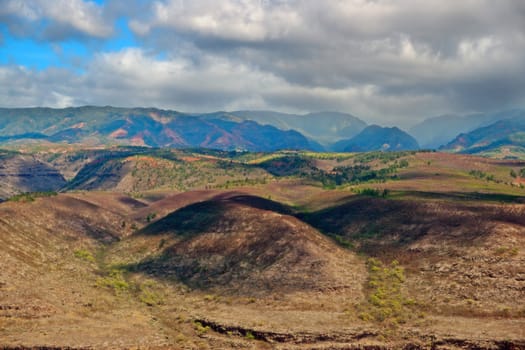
[441,117,525,156]
[333,125,419,152]
[1,106,525,157]
[208,111,368,145]
[409,110,525,149]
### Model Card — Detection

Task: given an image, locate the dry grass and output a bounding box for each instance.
[1,151,525,348]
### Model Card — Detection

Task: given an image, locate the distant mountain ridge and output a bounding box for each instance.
[3,106,525,154]
[441,116,525,157]
[0,106,316,152]
[333,125,419,152]
[409,109,525,148]
[223,110,368,145]
[0,106,370,152]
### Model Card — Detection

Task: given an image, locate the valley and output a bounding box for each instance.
[1,147,524,349]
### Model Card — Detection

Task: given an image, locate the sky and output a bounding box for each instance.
[1,0,525,127]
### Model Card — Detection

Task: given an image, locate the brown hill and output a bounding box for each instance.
[121,193,365,295]
[1,188,525,348]
[0,193,168,348]
[303,196,525,319]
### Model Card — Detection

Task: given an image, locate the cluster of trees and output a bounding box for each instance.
[469,169,495,181]
[259,153,411,189]
[510,168,525,178]
[313,160,409,188]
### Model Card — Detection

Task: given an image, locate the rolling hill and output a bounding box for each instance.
[122,193,365,295]
[1,169,524,348]
[1,145,525,348]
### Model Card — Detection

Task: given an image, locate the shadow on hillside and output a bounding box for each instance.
[390,190,525,203]
[121,194,300,292]
[138,200,230,237]
[299,190,525,259]
[138,193,294,237]
[119,190,525,290]
[210,193,294,214]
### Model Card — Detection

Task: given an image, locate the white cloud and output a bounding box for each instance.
[51,91,75,108]
[2,0,112,38]
[2,0,525,125]
[0,48,456,126]
[132,0,301,42]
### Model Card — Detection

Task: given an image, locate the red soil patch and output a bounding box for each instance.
[110,128,128,138]
[130,135,145,146]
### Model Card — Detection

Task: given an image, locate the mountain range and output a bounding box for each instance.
[206,110,368,145]
[441,117,525,157]
[332,125,419,152]
[2,106,525,156]
[409,109,525,149]
[0,106,316,152]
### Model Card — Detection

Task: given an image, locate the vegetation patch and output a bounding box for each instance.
[138,280,164,306]
[8,191,58,202]
[96,269,131,295]
[146,212,157,223]
[510,168,525,178]
[74,249,96,263]
[193,320,211,334]
[354,187,389,197]
[357,258,416,327]
[353,151,417,164]
[329,233,355,249]
[494,246,519,257]
[245,330,255,340]
[469,169,495,182]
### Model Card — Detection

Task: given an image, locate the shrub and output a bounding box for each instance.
[359,188,381,197]
[139,281,163,306]
[96,269,130,295]
[494,246,519,257]
[74,249,95,263]
[245,331,255,340]
[146,212,157,223]
[331,234,354,249]
[193,321,210,334]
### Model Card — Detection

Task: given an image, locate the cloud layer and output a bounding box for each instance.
[1,0,525,126]
[0,0,112,39]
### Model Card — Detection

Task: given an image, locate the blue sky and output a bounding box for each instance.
[1,0,525,126]
[0,6,133,71]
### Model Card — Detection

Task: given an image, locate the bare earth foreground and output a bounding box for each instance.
[0,151,524,349]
